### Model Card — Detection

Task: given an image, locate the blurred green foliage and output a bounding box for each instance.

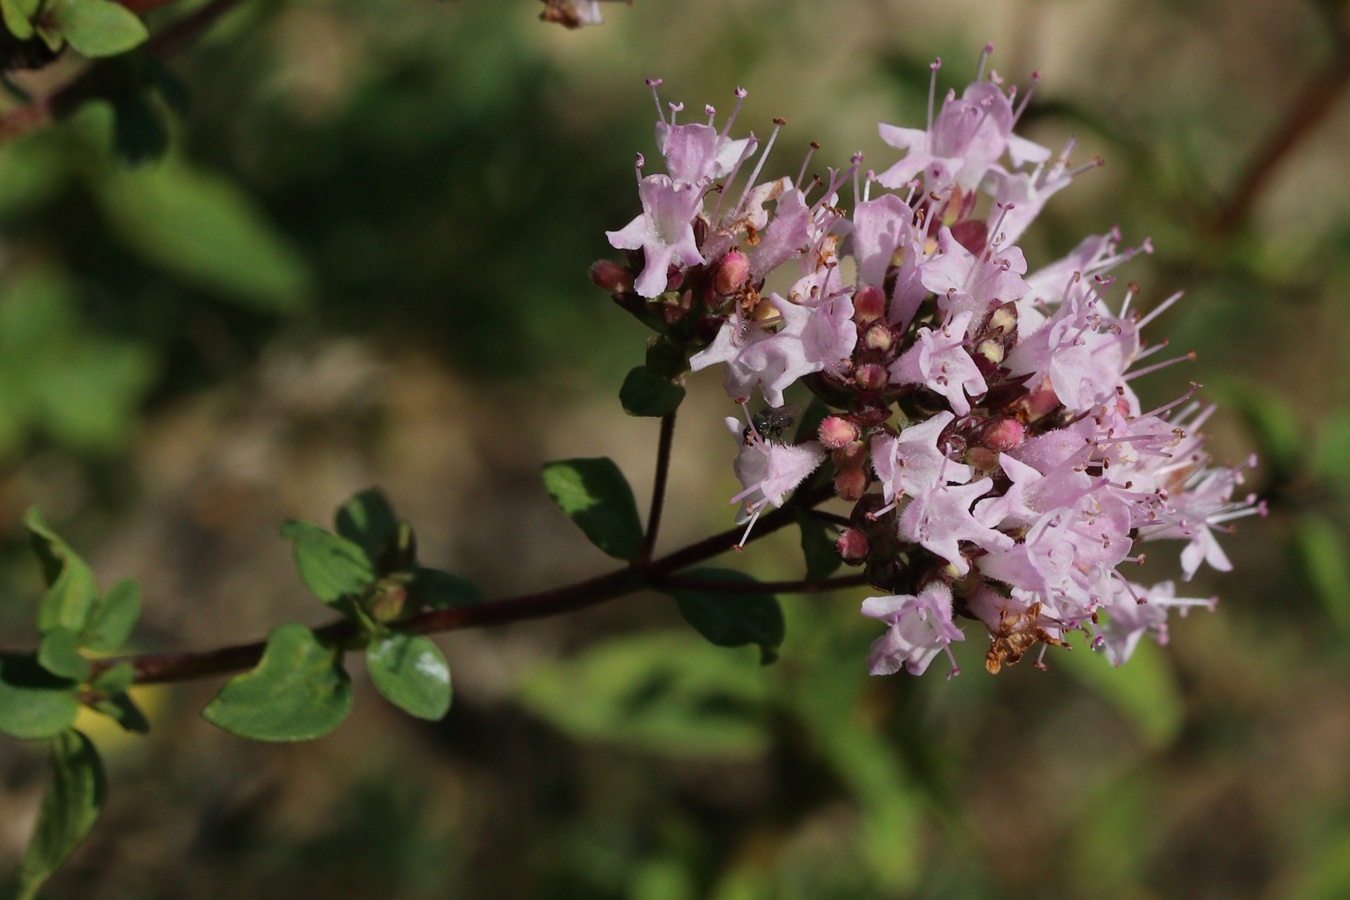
[0,0,1348,898]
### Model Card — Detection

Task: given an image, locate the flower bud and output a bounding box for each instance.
[852,284,886,323]
[836,439,868,470]
[836,527,870,564]
[818,415,860,450]
[978,417,1025,452]
[590,260,633,294]
[835,466,867,501]
[715,250,750,294]
[855,363,888,391]
[863,322,893,352]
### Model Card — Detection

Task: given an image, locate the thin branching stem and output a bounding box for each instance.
[639,410,677,566]
[77,481,843,688]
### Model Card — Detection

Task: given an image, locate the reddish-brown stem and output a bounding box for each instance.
[654,573,868,595]
[76,482,842,688]
[638,410,676,567]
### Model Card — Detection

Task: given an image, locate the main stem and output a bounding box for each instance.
[94,481,844,687]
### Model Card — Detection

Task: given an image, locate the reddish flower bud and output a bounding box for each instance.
[818,415,860,450]
[837,439,868,469]
[835,466,867,501]
[590,259,633,294]
[979,417,1025,452]
[836,527,870,564]
[853,284,886,323]
[855,363,888,391]
[715,250,750,294]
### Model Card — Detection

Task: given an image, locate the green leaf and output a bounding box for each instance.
[96,159,311,312]
[90,661,134,695]
[280,520,376,607]
[201,624,352,742]
[47,0,147,57]
[795,510,841,583]
[90,692,149,735]
[17,730,106,900]
[541,457,644,561]
[335,488,400,569]
[25,508,99,635]
[1296,515,1350,631]
[666,568,785,664]
[80,579,141,653]
[408,566,484,610]
[619,365,685,417]
[1,0,39,40]
[366,633,452,720]
[38,628,89,682]
[0,656,79,739]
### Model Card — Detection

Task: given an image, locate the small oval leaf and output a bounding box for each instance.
[541,457,644,561]
[366,633,452,720]
[17,729,106,900]
[25,508,100,635]
[201,625,352,742]
[37,628,90,682]
[280,520,376,607]
[619,365,685,417]
[666,568,785,664]
[0,656,79,740]
[335,488,400,569]
[80,579,142,653]
[48,0,148,57]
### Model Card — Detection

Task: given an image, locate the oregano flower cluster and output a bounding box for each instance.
[595,49,1263,677]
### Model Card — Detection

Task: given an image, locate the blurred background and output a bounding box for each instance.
[0,0,1348,896]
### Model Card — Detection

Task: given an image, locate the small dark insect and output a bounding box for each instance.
[744,403,801,444]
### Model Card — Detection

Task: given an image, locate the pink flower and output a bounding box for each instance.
[605,174,705,297]
[861,582,965,676]
[889,310,988,415]
[871,411,972,507]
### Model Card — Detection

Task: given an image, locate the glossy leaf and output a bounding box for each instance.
[541,457,644,561]
[17,730,106,900]
[619,365,685,417]
[25,508,99,635]
[0,656,79,739]
[366,633,452,720]
[666,568,785,665]
[279,520,375,607]
[47,0,147,57]
[80,579,141,653]
[201,625,352,742]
